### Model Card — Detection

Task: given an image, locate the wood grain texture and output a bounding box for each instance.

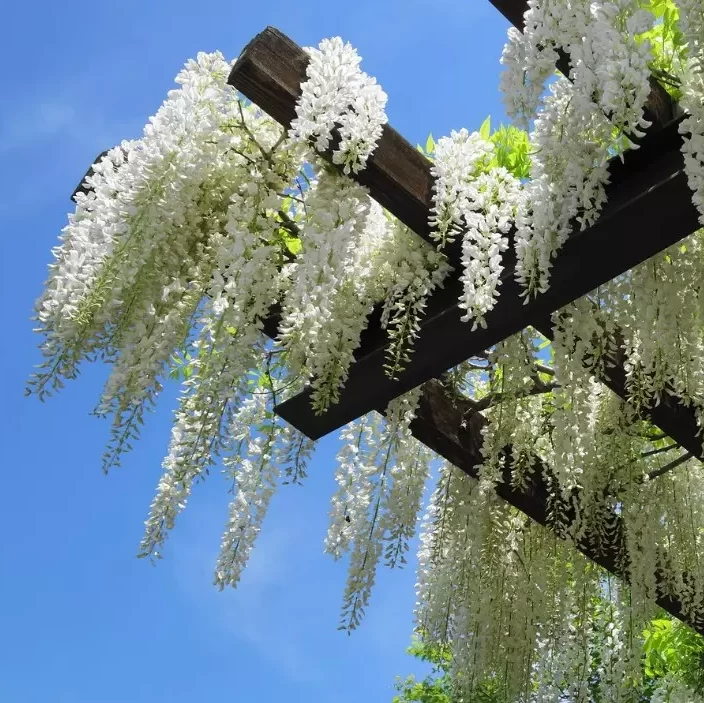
[229,27,434,238]
[275,113,698,439]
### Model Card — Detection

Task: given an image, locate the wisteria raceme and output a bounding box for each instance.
[336,390,429,631]
[378,388,432,569]
[502,0,654,295]
[414,463,457,642]
[377,221,450,379]
[415,460,704,702]
[290,36,388,174]
[680,70,704,225]
[675,0,704,228]
[429,128,494,246]
[478,331,539,486]
[548,301,605,497]
[672,0,704,71]
[603,232,704,415]
[501,0,653,137]
[214,394,305,590]
[652,676,704,703]
[277,170,383,412]
[572,0,654,138]
[429,129,525,328]
[138,116,308,557]
[515,77,612,295]
[138,323,269,560]
[32,53,241,397]
[458,167,523,327]
[499,0,579,129]
[325,414,381,561]
[96,110,295,471]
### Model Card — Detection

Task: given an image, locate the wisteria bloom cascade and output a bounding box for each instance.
[31,6,704,700]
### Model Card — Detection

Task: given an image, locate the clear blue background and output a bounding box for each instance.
[0,3,510,701]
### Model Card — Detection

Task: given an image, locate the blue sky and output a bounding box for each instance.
[0,3,512,701]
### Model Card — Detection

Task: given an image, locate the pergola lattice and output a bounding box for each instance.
[76,1,704,634]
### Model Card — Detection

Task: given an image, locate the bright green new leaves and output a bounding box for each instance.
[486,119,532,179]
[643,618,704,694]
[418,116,532,180]
[638,0,687,98]
[396,615,704,703]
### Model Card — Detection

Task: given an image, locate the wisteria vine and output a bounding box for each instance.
[29,4,704,700]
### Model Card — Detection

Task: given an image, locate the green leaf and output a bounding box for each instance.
[282,231,302,255]
[479,115,491,141]
[425,133,435,154]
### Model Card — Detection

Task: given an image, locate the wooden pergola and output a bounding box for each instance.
[77,0,704,634]
[230,5,704,633]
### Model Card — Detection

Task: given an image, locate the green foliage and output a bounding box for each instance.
[643,618,704,694]
[396,614,704,703]
[278,227,302,255]
[638,0,686,99]
[487,119,532,180]
[393,638,505,703]
[479,115,492,141]
[417,117,532,180]
[168,350,194,380]
[425,133,436,155]
[393,638,452,703]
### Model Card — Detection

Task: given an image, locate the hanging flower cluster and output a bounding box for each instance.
[501,0,654,294]
[30,43,443,627]
[290,36,388,174]
[469,281,704,617]
[377,219,450,379]
[429,130,524,327]
[277,171,384,412]
[673,0,704,226]
[327,389,434,631]
[414,372,704,701]
[415,463,704,701]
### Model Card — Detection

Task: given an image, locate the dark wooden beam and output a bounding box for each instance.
[71,150,704,631]
[486,0,529,28]
[413,380,704,636]
[233,28,700,441]
[532,321,704,459]
[71,149,110,202]
[232,27,434,239]
[278,119,697,437]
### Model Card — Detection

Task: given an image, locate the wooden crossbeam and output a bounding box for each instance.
[233,28,702,447]
[233,28,434,239]
[72,149,110,202]
[533,321,704,460]
[487,0,530,28]
[414,380,704,636]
